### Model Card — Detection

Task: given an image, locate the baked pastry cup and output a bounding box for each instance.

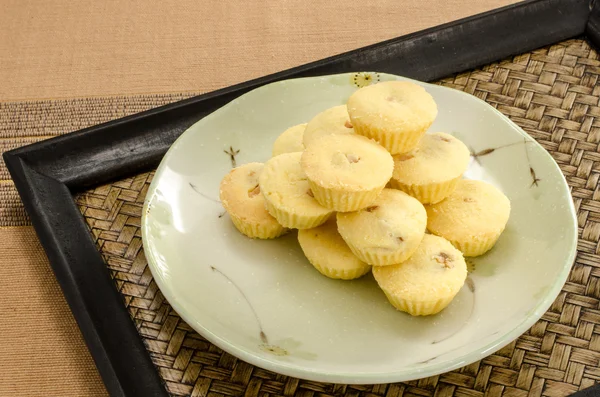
[298,217,370,280]
[389,132,470,204]
[347,80,437,154]
[301,134,393,212]
[336,188,427,266]
[219,162,287,239]
[272,123,307,157]
[303,105,354,147]
[425,179,511,256]
[259,152,333,229]
[373,234,467,316]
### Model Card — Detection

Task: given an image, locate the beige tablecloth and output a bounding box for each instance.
[0,1,518,395]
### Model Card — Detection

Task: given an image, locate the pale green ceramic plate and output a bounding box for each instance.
[141,72,577,384]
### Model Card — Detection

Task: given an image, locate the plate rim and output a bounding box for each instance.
[141,72,578,384]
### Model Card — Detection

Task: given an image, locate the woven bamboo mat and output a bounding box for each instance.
[0,93,197,227]
[28,38,600,396]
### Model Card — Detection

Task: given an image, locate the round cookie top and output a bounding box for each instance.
[298,217,367,272]
[219,162,280,225]
[337,188,426,254]
[426,179,511,242]
[259,152,332,216]
[303,105,354,147]
[392,132,470,185]
[301,134,393,191]
[373,234,467,302]
[272,123,306,157]
[347,81,437,134]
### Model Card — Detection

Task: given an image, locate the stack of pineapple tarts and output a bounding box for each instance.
[219,81,510,316]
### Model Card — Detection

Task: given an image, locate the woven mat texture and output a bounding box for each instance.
[69,38,600,397]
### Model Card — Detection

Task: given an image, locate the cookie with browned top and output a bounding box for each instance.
[373,234,467,316]
[336,188,427,266]
[259,152,333,229]
[219,163,287,239]
[301,134,393,212]
[298,217,370,280]
[303,105,354,147]
[272,123,307,157]
[347,80,437,154]
[426,179,511,256]
[390,132,470,204]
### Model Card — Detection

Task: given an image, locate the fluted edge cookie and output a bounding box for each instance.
[390,132,470,204]
[219,162,287,239]
[425,179,511,256]
[347,81,437,154]
[373,234,468,316]
[298,217,371,280]
[303,105,354,147]
[272,123,307,157]
[259,152,333,229]
[301,134,393,212]
[336,189,427,266]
